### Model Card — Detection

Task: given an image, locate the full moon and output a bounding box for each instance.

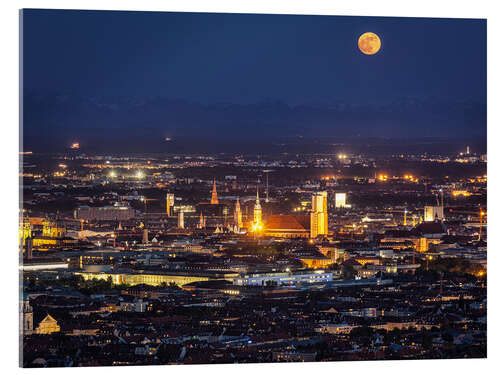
[358,32,381,55]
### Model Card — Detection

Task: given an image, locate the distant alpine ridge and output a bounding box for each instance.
[22,92,486,153]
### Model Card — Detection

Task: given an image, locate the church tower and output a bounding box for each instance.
[234,197,243,230]
[210,179,219,205]
[253,189,262,230]
[178,211,185,229]
[198,212,206,229]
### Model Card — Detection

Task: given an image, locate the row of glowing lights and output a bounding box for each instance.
[56,161,147,179]
[323,174,485,185]
[107,170,145,179]
[56,170,145,179]
[322,173,420,182]
[452,190,471,197]
[377,174,418,182]
[53,169,146,179]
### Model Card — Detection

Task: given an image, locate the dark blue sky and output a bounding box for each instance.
[21,9,486,151]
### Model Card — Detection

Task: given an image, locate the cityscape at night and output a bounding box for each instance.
[19,9,486,367]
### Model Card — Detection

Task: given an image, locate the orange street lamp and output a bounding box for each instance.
[479,209,486,241]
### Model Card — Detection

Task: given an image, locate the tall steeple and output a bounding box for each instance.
[199,212,205,229]
[210,179,219,204]
[234,197,243,229]
[253,188,262,230]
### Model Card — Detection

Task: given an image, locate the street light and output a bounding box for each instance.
[479,209,486,241]
[426,255,433,271]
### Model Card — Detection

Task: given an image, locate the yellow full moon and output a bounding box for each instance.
[358,32,381,55]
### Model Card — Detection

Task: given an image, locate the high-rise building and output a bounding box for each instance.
[234,197,243,230]
[253,189,262,230]
[210,179,219,205]
[166,193,175,217]
[178,211,185,229]
[335,192,347,209]
[424,206,444,222]
[311,191,328,238]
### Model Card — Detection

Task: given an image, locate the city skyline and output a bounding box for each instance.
[19,8,487,368]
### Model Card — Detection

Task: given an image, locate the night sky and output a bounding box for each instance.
[21,9,487,153]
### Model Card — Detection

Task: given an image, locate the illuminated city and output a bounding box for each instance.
[19,9,486,368]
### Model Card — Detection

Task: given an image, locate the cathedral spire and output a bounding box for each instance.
[253,187,262,231]
[199,212,205,229]
[210,179,219,204]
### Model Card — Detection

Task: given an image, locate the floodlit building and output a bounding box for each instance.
[233,270,333,286]
[335,192,347,209]
[21,219,77,248]
[120,299,149,312]
[34,314,61,335]
[42,220,66,238]
[166,193,174,216]
[424,206,444,222]
[19,219,31,247]
[252,189,262,231]
[178,211,184,229]
[310,191,328,238]
[76,270,237,287]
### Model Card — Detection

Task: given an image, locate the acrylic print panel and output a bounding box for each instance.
[19,8,486,367]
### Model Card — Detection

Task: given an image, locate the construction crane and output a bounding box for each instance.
[140,197,159,213]
[447,208,486,219]
[380,208,423,227]
[263,170,272,203]
[139,197,159,227]
[436,189,444,208]
[448,207,486,240]
[60,217,89,240]
[61,217,87,231]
